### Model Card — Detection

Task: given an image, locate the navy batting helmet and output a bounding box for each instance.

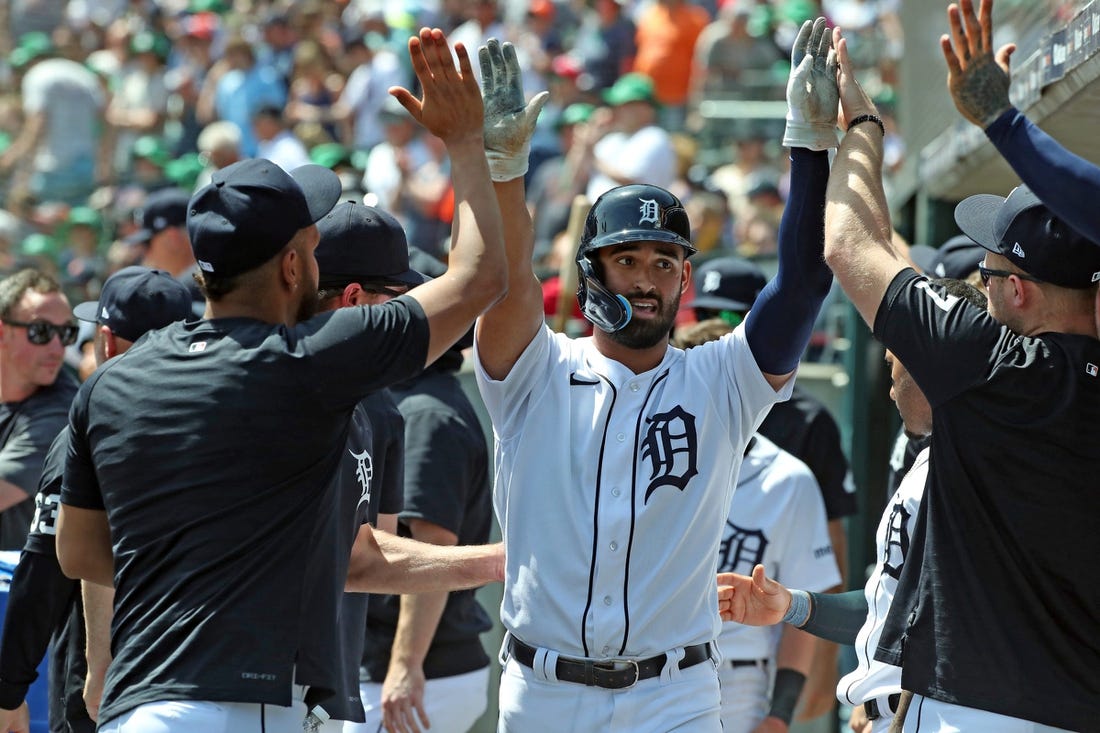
[576,185,695,333]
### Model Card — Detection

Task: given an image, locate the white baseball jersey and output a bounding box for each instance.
[475,323,789,659]
[837,446,929,707]
[716,435,840,662]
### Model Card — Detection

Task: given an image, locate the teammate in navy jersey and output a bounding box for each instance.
[820,25,1097,731]
[0,267,193,733]
[55,29,508,733]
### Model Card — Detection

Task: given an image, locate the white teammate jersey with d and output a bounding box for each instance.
[475,323,790,660]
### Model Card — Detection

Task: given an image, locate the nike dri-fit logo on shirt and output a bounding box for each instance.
[570,372,600,386]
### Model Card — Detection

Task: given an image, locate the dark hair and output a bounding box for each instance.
[930,277,988,310]
[0,269,62,319]
[194,268,247,301]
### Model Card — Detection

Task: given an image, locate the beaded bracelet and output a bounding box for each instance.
[847,113,885,137]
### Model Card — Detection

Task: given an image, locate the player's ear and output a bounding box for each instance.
[342,283,362,308]
[99,325,117,361]
[681,259,692,295]
[279,245,300,293]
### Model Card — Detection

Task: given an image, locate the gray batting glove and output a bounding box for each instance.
[783,17,840,151]
[480,38,549,182]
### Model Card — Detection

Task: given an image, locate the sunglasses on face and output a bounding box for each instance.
[2,319,80,346]
[977,263,1043,287]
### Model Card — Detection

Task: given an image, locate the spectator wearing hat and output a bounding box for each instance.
[583,73,677,201]
[127,135,172,190]
[57,207,107,305]
[0,267,193,733]
[0,35,105,205]
[126,187,205,309]
[105,31,170,180]
[56,31,507,732]
[253,105,313,173]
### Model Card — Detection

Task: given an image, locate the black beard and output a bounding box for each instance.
[606,289,681,350]
[295,288,321,324]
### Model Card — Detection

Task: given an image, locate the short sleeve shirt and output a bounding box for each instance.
[0,373,78,549]
[60,300,429,723]
[475,324,789,659]
[872,270,1100,730]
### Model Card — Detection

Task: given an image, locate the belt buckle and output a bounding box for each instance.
[614,659,640,690]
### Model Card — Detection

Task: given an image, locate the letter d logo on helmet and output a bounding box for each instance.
[575,185,696,333]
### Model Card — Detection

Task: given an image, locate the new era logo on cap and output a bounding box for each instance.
[955,185,1100,289]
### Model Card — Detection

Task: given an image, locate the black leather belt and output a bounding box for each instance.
[864,693,902,720]
[729,658,767,668]
[507,637,711,690]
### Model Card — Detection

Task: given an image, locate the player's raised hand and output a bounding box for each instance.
[833,27,878,133]
[480,38,549,181]
[391,28,483,146]
[718,565,791,626]
[941,0,1015,127]
[782,17,839,151]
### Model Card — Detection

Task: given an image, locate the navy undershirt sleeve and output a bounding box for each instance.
[985,108,1100,244]
[800,589,868,646]
[745,148,834,375]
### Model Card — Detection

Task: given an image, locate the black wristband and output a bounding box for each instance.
[846,113,885,137]
[768,668,807,725]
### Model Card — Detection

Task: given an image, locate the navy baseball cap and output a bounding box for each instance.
[73,266,194,342]
[126,187,191,245]
[692,256,768,312]
[909,235,984,280]
[954,185,1100,288]
[188,159,342,278]
[315,201,428,289]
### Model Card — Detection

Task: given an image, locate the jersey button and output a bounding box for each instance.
[616,432,625,442]
[611,488,621,497]
[629,383,640,392]
[602,646,610,655]
[603,596,613,606]
[609,541,618,551]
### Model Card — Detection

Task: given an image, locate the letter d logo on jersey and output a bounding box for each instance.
[641,405,698,502]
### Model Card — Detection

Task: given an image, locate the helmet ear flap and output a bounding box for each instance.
[576,257,632,333]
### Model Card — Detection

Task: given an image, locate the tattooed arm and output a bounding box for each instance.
[942,0,1100,245]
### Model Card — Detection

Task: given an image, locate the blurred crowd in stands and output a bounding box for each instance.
[0,0,905,320]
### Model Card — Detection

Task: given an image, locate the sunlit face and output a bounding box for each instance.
[595,240,689,350]
[0,290,73,390]
[885,349,932,437]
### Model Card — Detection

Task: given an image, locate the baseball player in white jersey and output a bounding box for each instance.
[717,435,840,733]
[472,21,839,733]
[839,445,927,733]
